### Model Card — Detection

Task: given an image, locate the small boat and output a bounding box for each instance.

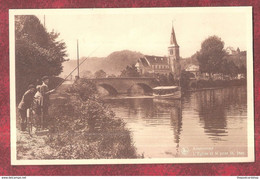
[153,86,182,99]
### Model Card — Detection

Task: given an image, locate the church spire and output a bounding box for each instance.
[170,23,179,47]
[168,22,180,79]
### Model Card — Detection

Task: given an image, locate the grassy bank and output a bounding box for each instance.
[17,79,138,159]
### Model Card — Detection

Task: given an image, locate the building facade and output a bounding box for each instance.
[185,64,200,79]
[136,25,181,79]
[135,55,171,75]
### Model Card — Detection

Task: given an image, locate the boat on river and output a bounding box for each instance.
[153,86,181,99]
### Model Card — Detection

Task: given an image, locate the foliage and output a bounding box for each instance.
[15,15,68,101]
[156,74,168,86]
[48,76,64,90]
[94,69,107,78]
[68,79,97,101]
[238,65,247,77]
[168,73,175,85]
[150,73,178,86]
[180,70,193,90]
[47,80,138,159]
[220,60,239,77]
[120,64,140,77]
[197,36,226,76]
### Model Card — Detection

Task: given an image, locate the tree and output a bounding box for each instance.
[180,70,193,90]
[238,65,247,77]
[220,60,239,78]
[120,64,140,77]
[15,15,68,100]
[94,70,106,78]
[168,73,175,85]
[69,78,97,101]
[197,36,226,78]
[227,61,239,78]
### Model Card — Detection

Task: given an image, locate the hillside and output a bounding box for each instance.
[60,50,246,79]
[104,50,143,75]
[60,50,143,78]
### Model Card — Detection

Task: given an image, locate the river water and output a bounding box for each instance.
[104,86,248,158]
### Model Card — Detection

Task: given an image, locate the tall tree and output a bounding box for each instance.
[197,36,226,78]
[15,15,68,100]
[239,65,247,77]
[220,59,239,79]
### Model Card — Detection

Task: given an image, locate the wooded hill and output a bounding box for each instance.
[60,50,143,78]
[60,50,246,78]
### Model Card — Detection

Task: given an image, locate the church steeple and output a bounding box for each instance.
[168,23,181,80]
[170,25,179,47]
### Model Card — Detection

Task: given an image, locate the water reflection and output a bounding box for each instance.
[195,90,228,141]
[169,103,182,157]
[104,86,247,158]
[184,87,247,142]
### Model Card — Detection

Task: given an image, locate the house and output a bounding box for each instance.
[226,47,241,56]
[135,25,181,79]
[185,65,200,79]
[135,55,171,75]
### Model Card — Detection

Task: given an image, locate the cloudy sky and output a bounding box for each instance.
[32,7,251,59]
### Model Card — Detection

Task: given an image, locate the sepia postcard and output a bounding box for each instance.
[9,7,254,165]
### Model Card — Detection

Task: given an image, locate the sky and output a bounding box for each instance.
[33,7,251,59]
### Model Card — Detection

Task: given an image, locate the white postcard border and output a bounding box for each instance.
[9,7,254,165]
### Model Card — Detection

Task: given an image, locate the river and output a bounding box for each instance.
[103,86,248,158]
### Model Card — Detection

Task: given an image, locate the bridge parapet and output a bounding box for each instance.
[87,77,158,94]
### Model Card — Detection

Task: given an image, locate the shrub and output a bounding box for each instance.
[47,80,138,159]
[68,78,97,101]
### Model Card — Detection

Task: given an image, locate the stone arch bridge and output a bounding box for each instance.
[89,77,158,95]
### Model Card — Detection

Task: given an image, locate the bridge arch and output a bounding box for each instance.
[127,83,153,95]
[97,83,118,96]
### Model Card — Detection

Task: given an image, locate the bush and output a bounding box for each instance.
[48,76,64,90]
[47,80,138,159]
[68,78,97,101]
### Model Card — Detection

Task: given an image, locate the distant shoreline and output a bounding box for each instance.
[186,83,246,92]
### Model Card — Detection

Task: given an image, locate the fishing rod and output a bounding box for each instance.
[54,45,101,90]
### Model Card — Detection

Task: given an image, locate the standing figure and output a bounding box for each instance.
[33,82,43,129]
[40,76,55,129]
[18,84,36,131]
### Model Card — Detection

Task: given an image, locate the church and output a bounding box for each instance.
[135,25,181,80]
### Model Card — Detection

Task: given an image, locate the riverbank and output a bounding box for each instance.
[16,80,139,160]
[187,85,246,92]
[187,79,246,92]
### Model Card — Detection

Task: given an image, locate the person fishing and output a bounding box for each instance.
[18,84,36,131]
[33,79,44,129]
[38,76,55,129]
[32,47,100,130]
